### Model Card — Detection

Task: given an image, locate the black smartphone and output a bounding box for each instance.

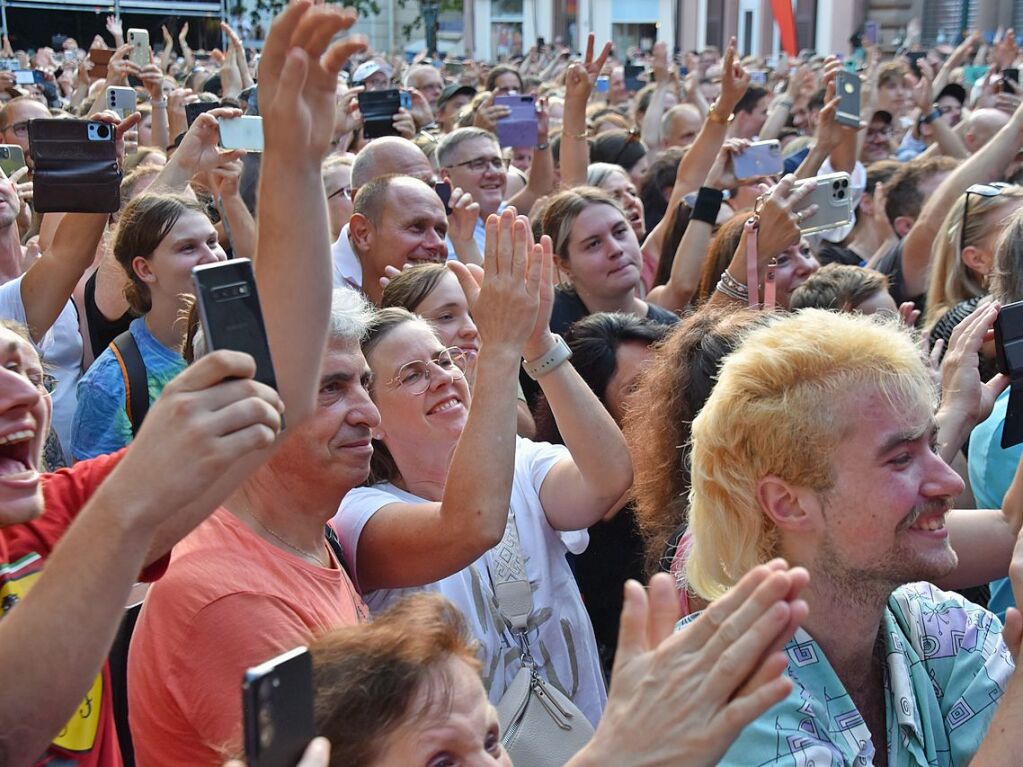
[1005,68,1020,95]
[358,89,403,140]
[836,70,861,129]
[907,51,926,78]
[995,301,1023,448]
[185,100,221,127]
[435,181,453,214]
[623,64,644,92]
[191,258,278,392]
[242,647,316,767]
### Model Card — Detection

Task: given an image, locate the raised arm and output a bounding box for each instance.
[354,210,542,591]
[640,43,672,151]
[559,36,612,189]
[759,62,809,141]
[901,96,1023,298]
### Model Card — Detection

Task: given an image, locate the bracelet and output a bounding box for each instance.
[707,102,734,125]
[151,98,167,108]
[565,129,588,140]
[922,107,942,124]
[522,334,573,380]
[718,270,749,298]
[776,96,794,109]
[535,140,550,150]
[715,278,748,302]
[691,187,725,224]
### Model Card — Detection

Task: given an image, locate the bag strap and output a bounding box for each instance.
[486,511,533,634]
[109,330,150,437]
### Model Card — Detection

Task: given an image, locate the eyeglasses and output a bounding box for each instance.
[960,183,1008,255]
[327,186,351,201]
[6,120,31,137]
[386,347,467,395]
[451,156,504,173]
[866,125,894,139]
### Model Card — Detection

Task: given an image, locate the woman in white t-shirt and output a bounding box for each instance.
[333,209,633,725]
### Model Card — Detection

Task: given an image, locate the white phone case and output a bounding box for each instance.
[218,116,264,153]
[107,86,136,119]
[127,29,150,67]
[793,172,852,235]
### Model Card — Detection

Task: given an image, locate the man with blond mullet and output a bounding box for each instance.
[683,308,1023,767]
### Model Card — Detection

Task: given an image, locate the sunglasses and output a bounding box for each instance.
[960,183,1008,255]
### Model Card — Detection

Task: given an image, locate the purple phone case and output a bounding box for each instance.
[494,95,538,148]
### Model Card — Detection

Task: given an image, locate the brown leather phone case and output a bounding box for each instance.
[29,119,121,213]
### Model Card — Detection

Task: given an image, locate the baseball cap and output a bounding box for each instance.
[437,82,476,109]
[870,109,893,125]
[936,82,967,105]
[352,58,394,84]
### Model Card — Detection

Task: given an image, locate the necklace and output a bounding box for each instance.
[253,515,330,568]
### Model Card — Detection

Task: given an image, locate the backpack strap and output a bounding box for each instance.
[109,330,150,437]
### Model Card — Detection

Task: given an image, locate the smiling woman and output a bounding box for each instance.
[69,193,226,461]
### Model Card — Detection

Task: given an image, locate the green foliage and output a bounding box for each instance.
[247,0,382,29]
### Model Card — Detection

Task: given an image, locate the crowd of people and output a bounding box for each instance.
[11,3,1023,766]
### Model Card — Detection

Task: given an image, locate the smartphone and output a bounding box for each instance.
[537,37,546,50]
[836,70,861,129]
[13,70,45,85]
[678,66,689,77]
[435,180,453,214]
[1006,68,1020,87]
[623,64,644,92]
[445,60,464,76]
[218,115,264,153]
[906,51,926,78]
[241,647,315,767]
[29,119,121,213]
[185,100,220,127]
[995,301,1023,448]
[107,86,137,119]
[88,48,114,79]
[192,259,278,391]
[494,94,538,148]
[0,145,25,177]
[358,89,403,140]
[595,75,609,93]
[863,21,879,46]
[749,69,767,85]
[732,140,783,180]
[127,28,151,67]
[399,90,412,110]
[791,172,853,235]
[0,59,16,72]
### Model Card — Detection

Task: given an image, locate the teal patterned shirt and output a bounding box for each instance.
[684,582,1013,766]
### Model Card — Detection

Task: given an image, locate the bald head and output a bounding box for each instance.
[661,104,703,149]
[965,109,1010,154]
[351,137,436,189]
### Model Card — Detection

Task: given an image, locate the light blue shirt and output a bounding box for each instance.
[682,582,1012,766]
[968,388,1020,620]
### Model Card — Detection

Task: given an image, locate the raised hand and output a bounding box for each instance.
[755,175,816,264]
[472,92,509,133]
[940,298,1009,428]
[717,36,751,115]
[106,43,139,87]
[257,1,367,167]
[447,186,480,245]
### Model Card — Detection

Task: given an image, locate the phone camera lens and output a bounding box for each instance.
[832,180,841,190]
[841,179,849,188]
[837,190,846,199]
[97,125,110,139]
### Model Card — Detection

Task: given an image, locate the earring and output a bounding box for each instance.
[373,432,383,440]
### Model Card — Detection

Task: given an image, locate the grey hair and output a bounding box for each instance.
[436,127,498,168]
[189,288,374,361]
[586,162,628,189]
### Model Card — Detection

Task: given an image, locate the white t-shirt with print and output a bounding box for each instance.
[334,436,606,726]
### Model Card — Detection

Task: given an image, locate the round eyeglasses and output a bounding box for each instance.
[386,347,468,395]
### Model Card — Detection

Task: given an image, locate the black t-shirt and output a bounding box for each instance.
[817,242,864,267]
[83,271,135,360]
[874,238,927,320]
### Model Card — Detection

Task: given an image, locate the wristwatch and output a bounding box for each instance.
[922,107,942,124]
[522,334,572,380]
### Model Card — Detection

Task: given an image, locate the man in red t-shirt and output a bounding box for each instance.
[0,4,353,763]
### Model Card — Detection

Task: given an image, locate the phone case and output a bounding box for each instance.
[29,119,121,213]
[494,95,538,148]
[792,172,852,235]
[128,29,150,67]
[0,145,26,178]
[836,71,861,129]
[88,48,113,79]
[624,64,644,92]
[242,647,315,767]
[107,87,136,119]
[732,140,782,180]
[191,259,278,391]
[358,90,403,140]
[435,181,453,214]
[218,116,264,153]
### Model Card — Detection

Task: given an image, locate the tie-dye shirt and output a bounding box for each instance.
[686,582,1013,767]
[70,317,185,460]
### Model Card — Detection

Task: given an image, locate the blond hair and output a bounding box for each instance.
[685,309,935,599]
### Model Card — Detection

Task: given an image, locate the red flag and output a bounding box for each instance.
[771,0,798,57]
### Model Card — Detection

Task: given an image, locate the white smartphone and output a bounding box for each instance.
[218,115,263,153]
[106,86,136,119]
[792,172,853,235]
[127,28,151,67]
